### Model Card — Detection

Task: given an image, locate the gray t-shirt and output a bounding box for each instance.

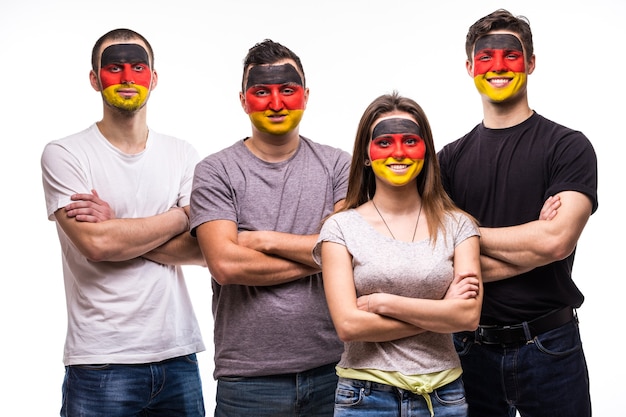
[190,136,351,378]
[314,209,479,374]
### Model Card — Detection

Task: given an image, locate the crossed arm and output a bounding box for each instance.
[195,200,345,286]
[479,191,592,282]
[321,236,482,343]
[56,190,205,266]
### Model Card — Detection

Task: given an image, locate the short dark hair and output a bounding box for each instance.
[241,39,305,92]
[465,9,534,63]
[91,28,154,72]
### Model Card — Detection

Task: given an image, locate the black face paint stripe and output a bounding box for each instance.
[101,44,150,67]
[474,34,523,54]
[246,64,303,90]
[372,118,421,138]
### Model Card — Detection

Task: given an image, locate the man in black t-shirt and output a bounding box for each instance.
[438,9,598,417]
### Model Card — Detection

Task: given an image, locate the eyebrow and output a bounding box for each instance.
[474,34,523,54]
[246,64,303,90]
[372,118,422,138]
[101,44,150,67]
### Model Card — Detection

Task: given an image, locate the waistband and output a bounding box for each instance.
[476,307,575,345]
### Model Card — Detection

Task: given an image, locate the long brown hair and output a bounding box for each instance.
[341,91,474,242]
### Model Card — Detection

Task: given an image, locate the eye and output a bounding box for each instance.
[505,51,523,60]
[104,64,122,73]
[281,87,295,95]
[372,137,391,147]
[132,63,147,71]
[253,89,270,97]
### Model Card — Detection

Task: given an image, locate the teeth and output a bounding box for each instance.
[489,78,510,86]
[388,164,408,170]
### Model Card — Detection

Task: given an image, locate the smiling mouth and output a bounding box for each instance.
[388,164,410,171]
[487,77,512,87]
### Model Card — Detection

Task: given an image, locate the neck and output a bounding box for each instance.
[372,182,421,215]
[481,94,533,129]
[97,106,149,154]
[246,128,301,162]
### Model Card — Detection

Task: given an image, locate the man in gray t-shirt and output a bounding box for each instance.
[190,39,351,417]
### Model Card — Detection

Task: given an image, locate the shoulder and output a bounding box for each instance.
[300,136,351,160]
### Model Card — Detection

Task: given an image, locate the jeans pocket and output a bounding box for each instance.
[533,322,582,356]
[453,332,474,357]
[433,378,466,406]
[335,381,364,406]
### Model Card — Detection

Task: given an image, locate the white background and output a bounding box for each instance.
[1,0,623,415]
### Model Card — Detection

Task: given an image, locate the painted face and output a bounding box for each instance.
[243,63,306,135]
[369,117,426,186]
[472,33,527,102]
[99,43,152,111]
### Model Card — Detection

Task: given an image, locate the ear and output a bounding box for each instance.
[526,54,536,75]
[239,91,248,113]
[465,59,474,78]
[89,70,101,92]
[150,70,158,90]
[302,87,310,110]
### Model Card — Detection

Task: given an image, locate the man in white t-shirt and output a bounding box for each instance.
[41,28,206,417]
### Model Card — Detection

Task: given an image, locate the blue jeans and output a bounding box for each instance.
[333,377,467,417]
[454,319,591,417]
[61,353,205,417]
[215,362,338,417]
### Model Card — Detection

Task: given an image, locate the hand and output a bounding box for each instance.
[65,189,115,222]
[444,272,479,300]
[539,195,561,221]
[356,293,375,312]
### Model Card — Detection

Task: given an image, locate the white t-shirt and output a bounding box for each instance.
[41,123,205,365]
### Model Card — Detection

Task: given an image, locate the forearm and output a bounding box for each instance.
[480,254,533,282]
[370,293,481,333]
[479,224,558,268]
[331,309,425,342]
[143,232,206,267]
[203,241,317,286]
[57,208,188,262]
[237,231,320,268]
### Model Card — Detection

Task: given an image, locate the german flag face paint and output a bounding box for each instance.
[243,63,306,135]
[99,43,152,111]
[369,117,426,186]
[472,33,527,102]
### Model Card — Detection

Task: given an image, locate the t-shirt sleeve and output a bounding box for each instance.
[312,215,346,267]
[41,142,88,220]
[189,156,237,236]
[452,212,480,247]
[333,150,352,204]
[546,131,598,214]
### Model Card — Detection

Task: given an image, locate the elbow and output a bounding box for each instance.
[207,261,240,285]
[333,320,362,342]
[78,235,116,262]
[542,236,576,263]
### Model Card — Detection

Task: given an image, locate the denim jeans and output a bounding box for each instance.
[61,353,205,417]
[215,362,338,417]
[454,319,591,417]
[333,377,467,417]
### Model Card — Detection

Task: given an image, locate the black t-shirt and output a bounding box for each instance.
[438,112,598,324]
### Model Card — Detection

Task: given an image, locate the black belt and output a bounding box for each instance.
[477,307,575,345]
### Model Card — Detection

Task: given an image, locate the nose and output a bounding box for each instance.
[269,91,283,111]
[391,142,404,160]
[121,64,135,85]
[491,51,507,73]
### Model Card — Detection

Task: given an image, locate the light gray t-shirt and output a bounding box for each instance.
[314,209,479,374]
[190,136,351,378]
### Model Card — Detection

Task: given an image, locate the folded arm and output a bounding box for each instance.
[58,190,198,264]
[196,219,318,286]
[321,241,425,342]
[362,236,483,334]
[479,191,591,282]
